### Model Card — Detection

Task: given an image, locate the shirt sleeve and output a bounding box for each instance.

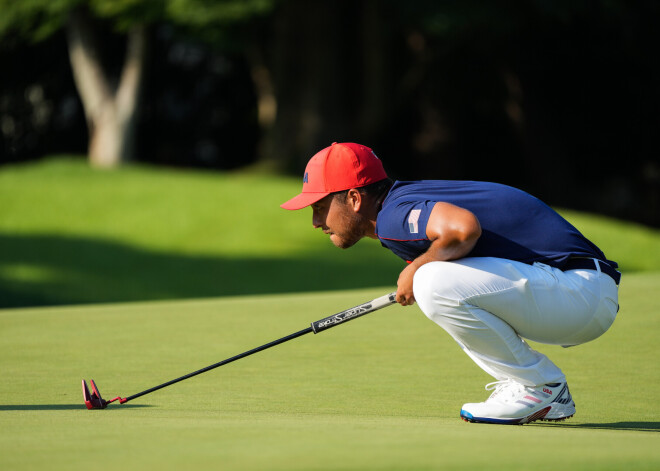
[376,200,436,262]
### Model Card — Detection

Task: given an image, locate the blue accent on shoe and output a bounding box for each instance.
[554,383,573,405]
[481,417,522,425]
[460,409,523,425]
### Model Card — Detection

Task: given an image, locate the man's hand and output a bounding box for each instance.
[396,262,418,305]
[395,202,481,307]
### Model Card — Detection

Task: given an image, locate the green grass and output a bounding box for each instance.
[1,158,659,469]
[0,158,404,307]
[1,280,659,470]
[1,157,659,308]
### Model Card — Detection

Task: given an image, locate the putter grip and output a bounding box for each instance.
[311,292,397,334]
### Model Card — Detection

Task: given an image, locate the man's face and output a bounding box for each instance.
[311,193,364,249]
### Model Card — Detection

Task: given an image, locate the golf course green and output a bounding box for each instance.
[1,159,658,469]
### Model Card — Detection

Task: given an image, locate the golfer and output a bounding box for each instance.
[281,142,620,425]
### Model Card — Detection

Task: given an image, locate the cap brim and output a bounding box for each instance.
[280,192,331,210]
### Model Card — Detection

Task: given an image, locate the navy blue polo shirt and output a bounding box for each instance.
[375,180,616,269]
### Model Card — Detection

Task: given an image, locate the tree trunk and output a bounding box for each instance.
[254,0,353,172]
[254,0,397,173]
[65,7,147,168]
[246,42,279,171]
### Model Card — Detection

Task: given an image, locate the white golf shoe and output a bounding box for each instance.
[460,379,576,425]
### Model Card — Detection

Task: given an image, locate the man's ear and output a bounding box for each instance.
[346,188,362,212]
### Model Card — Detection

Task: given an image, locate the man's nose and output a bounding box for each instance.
[312,211,322,228]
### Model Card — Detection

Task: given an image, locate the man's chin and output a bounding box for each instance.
[330,234,359,249]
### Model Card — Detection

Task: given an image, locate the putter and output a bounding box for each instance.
[83,292,397,409]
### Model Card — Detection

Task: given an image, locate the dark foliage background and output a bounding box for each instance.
[1,0,658,225]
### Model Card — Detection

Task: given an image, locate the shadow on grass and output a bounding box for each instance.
[533,422,660,433]
[0,233,403,308]
[0,404,150,411]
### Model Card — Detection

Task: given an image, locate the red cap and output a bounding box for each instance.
[281,142,388,210]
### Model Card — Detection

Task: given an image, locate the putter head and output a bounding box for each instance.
[82,379,107,409]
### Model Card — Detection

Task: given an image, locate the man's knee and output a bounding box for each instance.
[413,261,455,318]
[413,262,437,300]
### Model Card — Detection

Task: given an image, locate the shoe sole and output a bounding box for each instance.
[542,401,576,422]
[461,402,575,425]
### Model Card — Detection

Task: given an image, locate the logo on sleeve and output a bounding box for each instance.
[408,209,421,234]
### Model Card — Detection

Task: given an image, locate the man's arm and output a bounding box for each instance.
[396,202,481,305]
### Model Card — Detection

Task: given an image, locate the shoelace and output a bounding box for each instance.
[485,379,529,401]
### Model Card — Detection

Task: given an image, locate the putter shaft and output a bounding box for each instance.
[122,327,313,404]
[86,292,396,407]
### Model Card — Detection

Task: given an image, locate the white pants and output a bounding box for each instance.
[413,257,619,386]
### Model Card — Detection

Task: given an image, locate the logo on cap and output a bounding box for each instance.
[303,172,309,184]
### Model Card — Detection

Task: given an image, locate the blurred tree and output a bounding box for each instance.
[390,0,660,224]
[252,0,407,172]
[0,0,272,167]
[1,0,657,224]
[250,0,658,225]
